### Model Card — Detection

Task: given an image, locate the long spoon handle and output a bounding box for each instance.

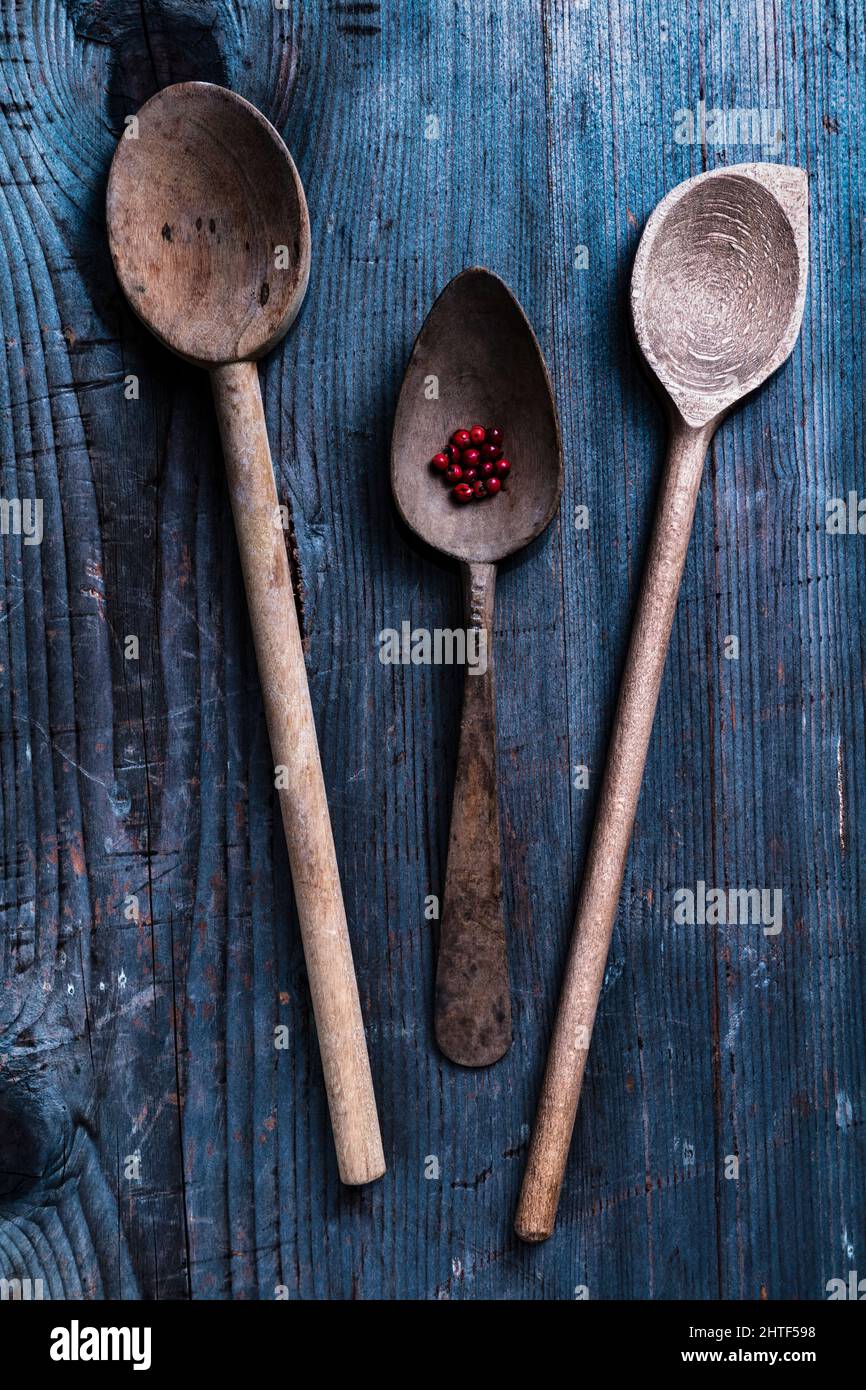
[435,560,512,1067]
[211,361,385,1186]
[516,421,711,1241]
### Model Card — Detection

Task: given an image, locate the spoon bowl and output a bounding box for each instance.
[392,269,562,1068]
[392,269,562,563]
[107,81,310,367]
[631,164,808,426]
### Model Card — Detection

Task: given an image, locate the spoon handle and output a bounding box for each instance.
[211,361,385,1186]
[435,560,512,1067]
[515,422,711,1241]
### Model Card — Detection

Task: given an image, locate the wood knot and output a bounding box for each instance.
[0,1074,71,1205]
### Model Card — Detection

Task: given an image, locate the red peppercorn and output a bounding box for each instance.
[487,426,503,448]
[495,457,511,477]
[469,425,486,446]
[480,460,495,478]
[481,442,501,462]
[452,429,471,450]
[473,480,487,499]
[431,452,449,472]
[453,482,473,503]
[463,467,478,482]
[446,463,463,483]
[486,476,502,495]
[462,448,480,468]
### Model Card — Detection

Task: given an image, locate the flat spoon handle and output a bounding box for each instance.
[516,421,711,1241]
[435,560,512,1067]
[211,361,385,1186]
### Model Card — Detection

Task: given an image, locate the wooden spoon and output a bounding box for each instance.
[107,81,385,1186]
[516,163,808,1241]
[391,269,562,1067]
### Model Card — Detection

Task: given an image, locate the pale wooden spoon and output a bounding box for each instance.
[392,269,562,1067]
[107,81,384,1186]
[516,163,808,1241]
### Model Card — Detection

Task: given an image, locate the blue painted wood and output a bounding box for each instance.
[0,0,862,1300]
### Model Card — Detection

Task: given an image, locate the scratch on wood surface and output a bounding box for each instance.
[836,734,846,853]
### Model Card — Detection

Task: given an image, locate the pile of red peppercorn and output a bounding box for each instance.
[430,424,511,503]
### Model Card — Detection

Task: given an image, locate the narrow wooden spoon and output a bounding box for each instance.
[107,81,384,1186]
[392,269,562,1067]
[516,164,808,1241]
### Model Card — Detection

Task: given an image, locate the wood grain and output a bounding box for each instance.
[0,0,863,1300]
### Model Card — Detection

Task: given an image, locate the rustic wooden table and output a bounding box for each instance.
[0,0,862,1300]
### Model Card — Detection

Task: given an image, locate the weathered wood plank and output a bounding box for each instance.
[0,0,862,1300]
[541,0,866,1299]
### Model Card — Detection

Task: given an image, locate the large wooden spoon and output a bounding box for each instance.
[516,164,808,1241]
[107,81,385,1186]
[392,269,562,1067]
